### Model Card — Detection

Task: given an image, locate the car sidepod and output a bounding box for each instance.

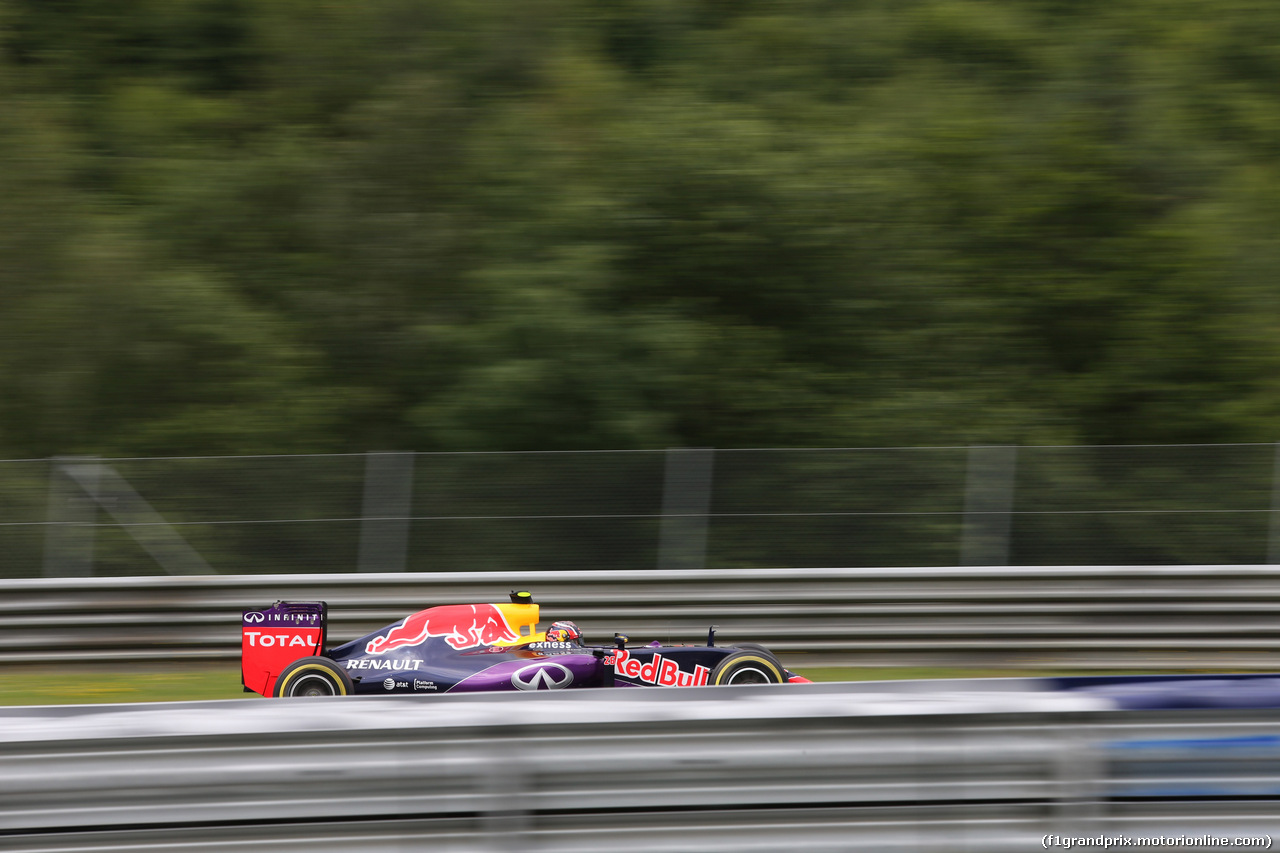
[449,653,605,693]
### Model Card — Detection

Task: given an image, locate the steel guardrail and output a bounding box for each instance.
[3,566,1280,669]
[1,686,1278,852]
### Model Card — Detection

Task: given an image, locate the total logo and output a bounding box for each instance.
[383,678,408,690]
[243,631,316,648]
[612,649,709,687]
[511,662,573,691]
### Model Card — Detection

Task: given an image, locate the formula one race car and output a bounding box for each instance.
[242,591,809,697]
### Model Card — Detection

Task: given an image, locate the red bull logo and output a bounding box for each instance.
[612,648,709,687]
[366,603,519,654]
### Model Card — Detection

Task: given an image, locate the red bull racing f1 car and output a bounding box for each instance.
[242,591,810,697]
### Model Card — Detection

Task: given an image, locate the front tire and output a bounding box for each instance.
[711,650,784,686]
[273,657,353,697]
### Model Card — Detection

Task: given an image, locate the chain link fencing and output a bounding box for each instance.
[2,444,1279,579]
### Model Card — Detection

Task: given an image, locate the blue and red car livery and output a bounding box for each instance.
[241,591,809,697]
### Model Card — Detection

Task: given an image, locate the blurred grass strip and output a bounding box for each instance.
[0,665,250,706]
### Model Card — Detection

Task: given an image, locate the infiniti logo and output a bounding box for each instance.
[244,612,266,623]
[511,662,573,691]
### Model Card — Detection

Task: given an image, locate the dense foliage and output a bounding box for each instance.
[3,0,1280,457]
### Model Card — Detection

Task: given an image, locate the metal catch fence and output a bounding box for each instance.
[4,444,1280,579]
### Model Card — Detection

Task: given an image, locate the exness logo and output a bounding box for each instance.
[511,662,573,691]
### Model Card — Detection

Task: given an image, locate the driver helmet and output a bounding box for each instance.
[545,620,582,644]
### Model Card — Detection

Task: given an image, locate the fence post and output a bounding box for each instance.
[359,451,415,573]
[76,462,214,575]
[960,445,1017,566]
[43,456,99,578]
[657,448,714,570]
[1269,442,1280,564]
[46,459,214,576]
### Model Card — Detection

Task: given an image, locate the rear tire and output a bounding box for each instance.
[273,657,353,697]
[711,650,784,686]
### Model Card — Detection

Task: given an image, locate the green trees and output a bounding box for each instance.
[2,0,1280,457]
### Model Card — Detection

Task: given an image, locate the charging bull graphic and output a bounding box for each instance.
[366,603,519,654]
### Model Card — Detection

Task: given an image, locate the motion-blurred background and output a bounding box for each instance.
[6,2,1280,580]
[6,11,1280,845]
[4,1,1280,458]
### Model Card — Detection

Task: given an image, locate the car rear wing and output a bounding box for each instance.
[241,601,327,696]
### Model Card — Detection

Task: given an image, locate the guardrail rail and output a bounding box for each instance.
[2,686,1278,852]
[3,566,1280,668]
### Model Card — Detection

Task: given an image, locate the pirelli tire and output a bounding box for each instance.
[273,657,354,698]
[711,650,785,686]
